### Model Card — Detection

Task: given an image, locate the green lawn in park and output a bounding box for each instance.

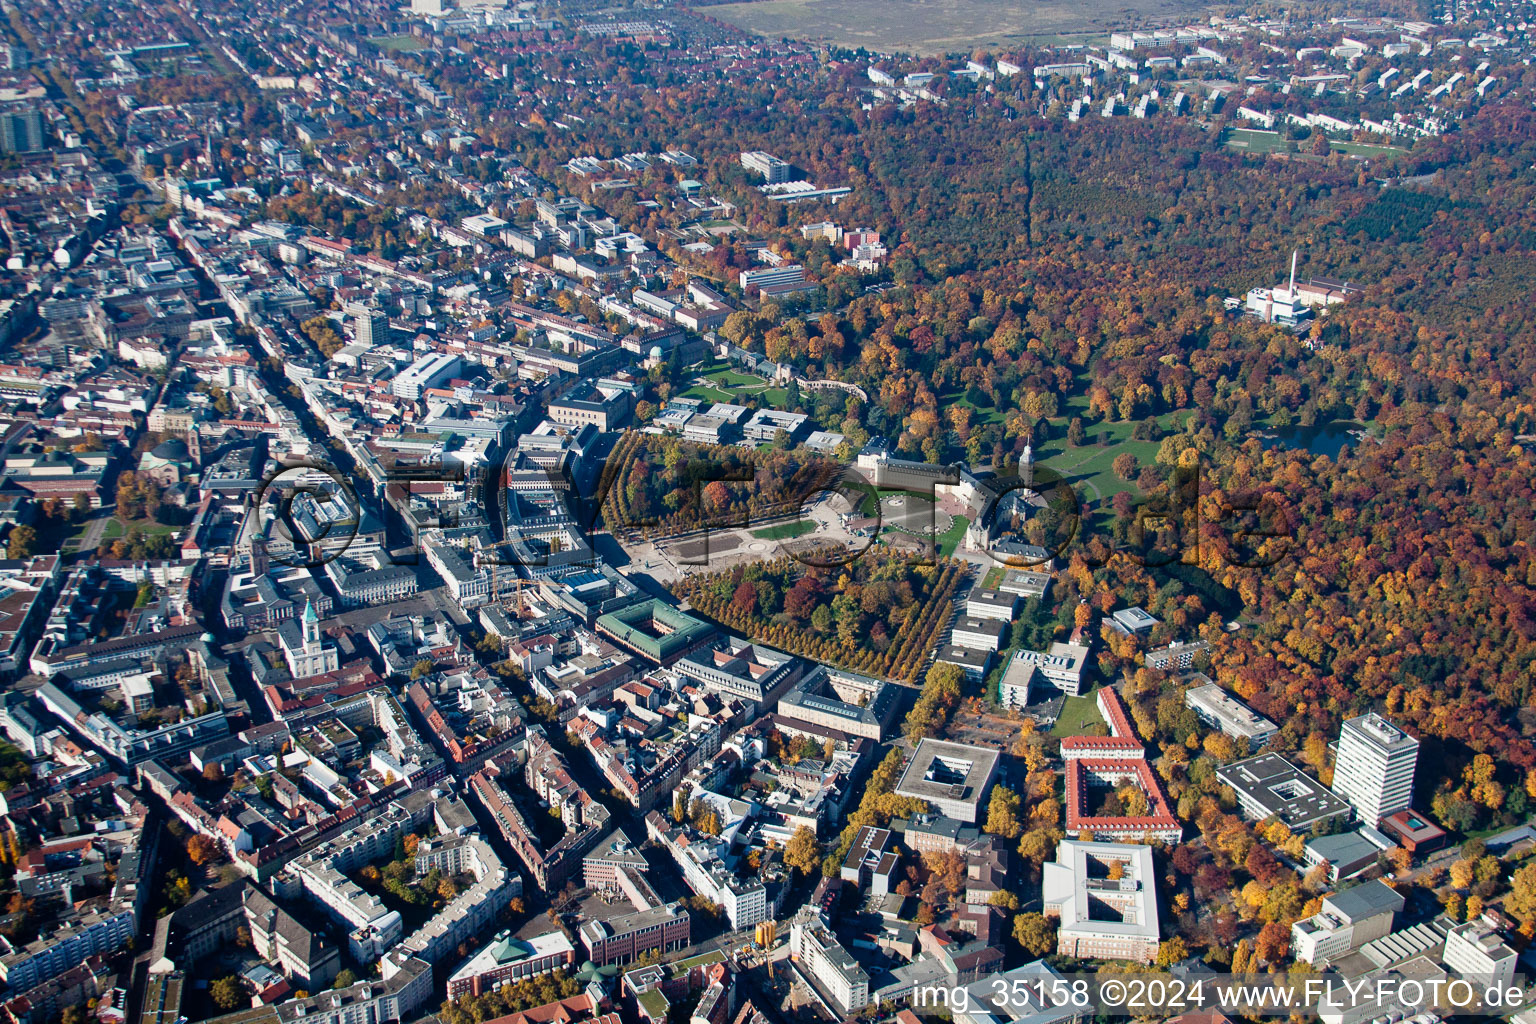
[121,517,178,537]
[1032,400,1195,506]
[679,362,786,407]
[1050,687,1106,737]
[751,520,816,541]
[935,514,970,558]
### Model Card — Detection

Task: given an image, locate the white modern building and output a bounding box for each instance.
[738,265,805,292]
[1218,753,1352,831]
[1291,880,1403,965]
[951,616,1006,652]
[789,907,869,1016]
[1184,681,1278,747]
[1331,713,1419,826]
[893,739,999,824]
[740,150,792,183]
[1002,641,1090,698]
[391,352,463,400]
[964,589,1019,622]
[1043,840,1160,964]
[998,652,1039,711]
[1442,918,1517,989]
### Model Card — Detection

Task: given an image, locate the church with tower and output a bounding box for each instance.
[277,599,340,679]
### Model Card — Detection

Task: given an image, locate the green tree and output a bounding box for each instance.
[333,969,357,989]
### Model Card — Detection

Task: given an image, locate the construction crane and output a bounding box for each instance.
[476,545,528,615]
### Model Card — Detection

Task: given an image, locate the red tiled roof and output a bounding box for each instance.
[1065,757,1180,834]
[1059,736,1142,750]
[1097,686,1137,739]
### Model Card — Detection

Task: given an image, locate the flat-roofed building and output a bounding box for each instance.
[1145,639,1209,671]
[1009,641,1091,696]
[936,644,992,683]
[965,589,1018,622]
[1443,918,1517,989]
[1184,681,1278,747]
[1378,809,1447,854]
[583,828,648,889]
[1218,753,1352,831]
[740,151,792,183]
[391,352,462,400]
[951,616,1006,652]
[1332,713,1419,827]
[742,408,808,444]
[1108,606,1159,635]
[579,897,690,966]
[997,570,1052,600]
[1043,840,1160,964]
[1291,880,1403,965]
[894,739,1000,824]
[1303,830,1385,883]
[789,907,868,1016]
[998,652,1040,711]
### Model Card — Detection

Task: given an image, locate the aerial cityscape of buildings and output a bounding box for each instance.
[0,0,1529,1021]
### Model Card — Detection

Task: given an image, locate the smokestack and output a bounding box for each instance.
[1289,249,1298,295]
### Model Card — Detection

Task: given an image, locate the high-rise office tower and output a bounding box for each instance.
[354,307,390,348]
[1331,713,1419,825]
[0,108,44,154]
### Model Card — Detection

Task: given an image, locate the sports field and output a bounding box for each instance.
[1223,128,1293,155]
[1331,140,1409,157]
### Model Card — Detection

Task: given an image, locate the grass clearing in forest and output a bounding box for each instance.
[702,0,1191,54]
[1224,128,1293,155]
[1331,140,1410,157]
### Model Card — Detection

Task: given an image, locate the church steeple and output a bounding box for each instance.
[302,598,320,648]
